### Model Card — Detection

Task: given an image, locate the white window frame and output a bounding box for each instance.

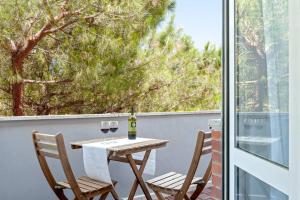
[228,0,300,199]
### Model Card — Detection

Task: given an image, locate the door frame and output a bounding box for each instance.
[222,0,230,199]
[222,0,300,199]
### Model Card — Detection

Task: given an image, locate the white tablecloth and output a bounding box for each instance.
[82,137,156,183]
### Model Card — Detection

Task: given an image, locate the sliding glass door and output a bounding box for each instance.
[228,0,300,198]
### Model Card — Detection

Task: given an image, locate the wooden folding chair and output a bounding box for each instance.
[146,131,212,200]
[32,131,120,200]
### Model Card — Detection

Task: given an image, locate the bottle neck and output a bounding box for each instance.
[130,107,135,116]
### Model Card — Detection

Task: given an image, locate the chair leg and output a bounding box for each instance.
[190,184,205,200]
[184,194,191,200]
[111,188,120,200]
[99,192,109,200]
[153,190,165,200]
[55,189,68,200]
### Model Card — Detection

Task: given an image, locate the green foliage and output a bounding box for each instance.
[132,20,221,112]
[0,0,221,116]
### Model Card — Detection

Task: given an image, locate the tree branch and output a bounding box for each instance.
[44,19,78,34]
[169,92,198,110]
[5,36,17,52]
[24,12,42,37]
[0,86,11,94]
[23,79,73,84]
[17,6,97,61]
[50,100,85,110]
[61,0,69,12]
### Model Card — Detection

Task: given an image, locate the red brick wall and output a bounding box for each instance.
[211,130,222,200]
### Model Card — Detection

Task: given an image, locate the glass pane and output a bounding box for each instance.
[235,0,289,167]
[235,167,288,200]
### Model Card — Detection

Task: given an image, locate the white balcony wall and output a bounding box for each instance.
[0,111,220,200]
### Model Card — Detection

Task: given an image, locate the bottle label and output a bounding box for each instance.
[128,120,136,133]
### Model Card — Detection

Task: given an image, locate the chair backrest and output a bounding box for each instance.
[32,131,83,199]
[177,131,212,199]
[200,132,212,184]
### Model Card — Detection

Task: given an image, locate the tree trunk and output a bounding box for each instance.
[12,81,24,116]
[11,55,24,116]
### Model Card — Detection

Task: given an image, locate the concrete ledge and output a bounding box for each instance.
[0,110,221,122]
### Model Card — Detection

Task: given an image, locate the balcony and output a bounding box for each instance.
[0,111,220,199]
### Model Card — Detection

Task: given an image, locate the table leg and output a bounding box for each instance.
[126,150,152,200]
[107,151,113,163]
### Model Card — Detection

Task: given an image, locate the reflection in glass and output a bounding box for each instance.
[235,0,289,167]
[235,167,288,200]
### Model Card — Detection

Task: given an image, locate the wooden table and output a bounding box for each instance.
[71,137,168,200]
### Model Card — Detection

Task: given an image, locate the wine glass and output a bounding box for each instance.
[100,121,110,134]
[109,121,118,132]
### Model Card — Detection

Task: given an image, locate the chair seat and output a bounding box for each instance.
[56,176,116,195]
[146,172,203,194]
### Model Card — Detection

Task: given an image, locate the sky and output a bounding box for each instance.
[164,0,222,50]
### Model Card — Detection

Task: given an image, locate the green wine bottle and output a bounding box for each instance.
[128,107,137,140]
